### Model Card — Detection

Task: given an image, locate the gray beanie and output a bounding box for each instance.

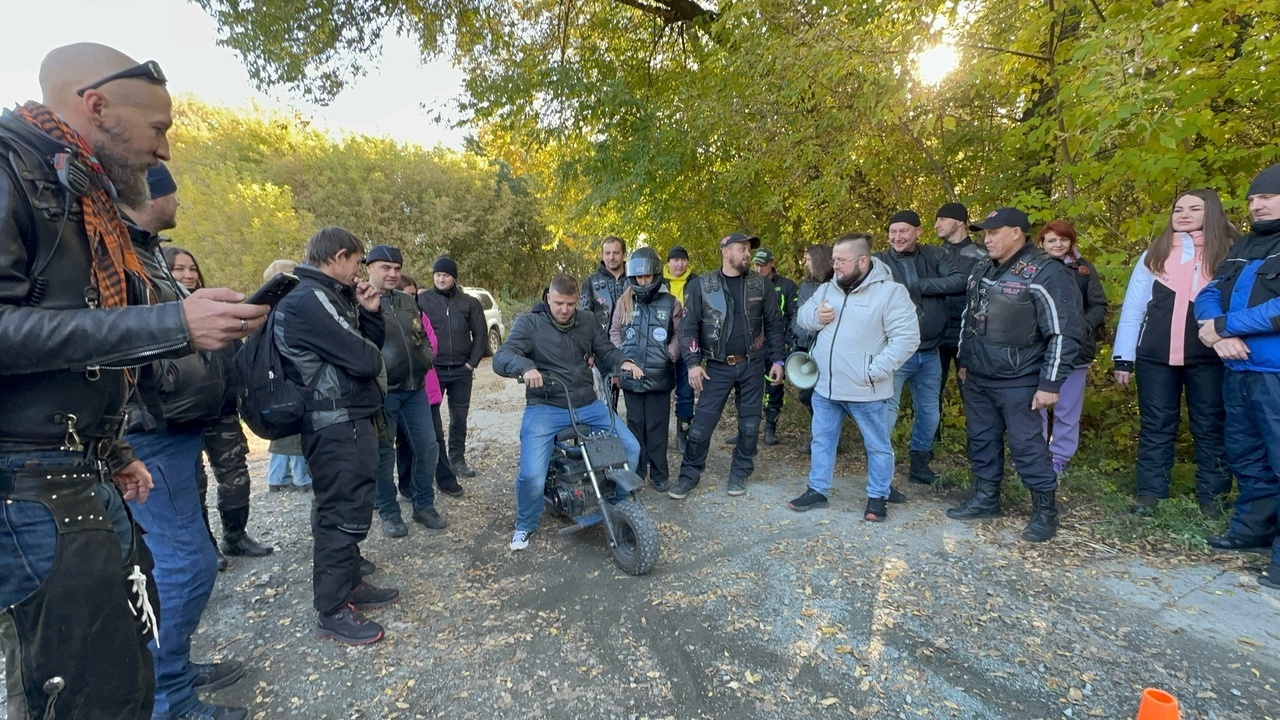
[1248,163,1280,197]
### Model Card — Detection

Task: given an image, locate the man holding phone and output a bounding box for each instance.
[274,227,398,645]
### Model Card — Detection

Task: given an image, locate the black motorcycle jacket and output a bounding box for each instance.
[124,224,228,433]
[379,288,433,392]
[494,302,633,409]
[941,237,988,348]
[762,269,800,348]
[679,269,785,367]
[417,284,485,368]
[614,285,678,394]
[874,244,966,352]
[958,242,1084,392]
[274,265,387,432]
[0,109,192,466]
[580,261,628,333]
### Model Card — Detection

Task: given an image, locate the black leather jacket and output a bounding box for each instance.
[124,225,228,433]
[418,285,485,368]
[941,237,988,348]
[493,303,632,409]
[874,244,966,352]
[958,243,1083,392]
[0,110,191,467]
[379,289,433,392]
[580,262,628,334]
[680,270,785,367]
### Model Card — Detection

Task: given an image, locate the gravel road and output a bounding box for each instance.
[4,360,1278,719]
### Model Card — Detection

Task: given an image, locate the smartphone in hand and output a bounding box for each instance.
[245,273,299,307]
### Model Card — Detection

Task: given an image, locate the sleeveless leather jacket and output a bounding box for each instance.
[580,262,627,333]
[958,242,1083,390]
[0,110,191,457]
[680,269,785,366]
[618,289,677,393]
[380,289,433,392]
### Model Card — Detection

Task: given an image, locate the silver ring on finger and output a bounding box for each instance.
[239,319,249,332]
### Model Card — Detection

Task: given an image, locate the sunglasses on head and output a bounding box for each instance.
[76,61,168,97]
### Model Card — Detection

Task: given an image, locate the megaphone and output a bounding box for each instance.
[784,351,820,390]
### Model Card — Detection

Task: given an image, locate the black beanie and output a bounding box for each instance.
[887,210,922,228]
[1248,163,1280,197]
[935,202,969,223]
[433,256,459,279]
[146,163,177,199]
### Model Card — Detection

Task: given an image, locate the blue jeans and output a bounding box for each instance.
[808,392,895,499]
[126,430,219,719]
[267,453,312,487]
[1222,371,1280,560]
[514,400,640,533]
[674,355,695,420]
[376,389,440,517]
[887,350,942,453]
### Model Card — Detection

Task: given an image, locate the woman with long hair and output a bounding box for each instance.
[609,247,686,492]
[1036,221,1109,476]
[790,244,834,412]
[162,246,275,568]
[1113,189,1238,517]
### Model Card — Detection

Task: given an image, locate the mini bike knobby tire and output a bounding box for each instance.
[606,500,660,575]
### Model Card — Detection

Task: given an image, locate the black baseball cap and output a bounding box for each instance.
[969,208,1030,233]
[364,245,403,265]
[720,232,761,249]
[752,248,775,265]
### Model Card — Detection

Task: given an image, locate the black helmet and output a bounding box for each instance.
[625,247,662,278]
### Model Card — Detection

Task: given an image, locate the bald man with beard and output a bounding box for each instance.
[0,44,264,720]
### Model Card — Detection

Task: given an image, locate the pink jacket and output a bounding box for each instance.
[423,312,443,405]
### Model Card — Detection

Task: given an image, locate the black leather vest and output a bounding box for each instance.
[698,271,768,360]
[618,292,677,393]
[964,247,1054,349]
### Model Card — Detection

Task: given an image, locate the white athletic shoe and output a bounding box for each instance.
[509,531,531,551]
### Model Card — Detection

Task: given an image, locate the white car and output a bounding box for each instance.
[463,286,506,356]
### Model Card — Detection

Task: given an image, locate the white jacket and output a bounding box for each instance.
[797,257,920,401]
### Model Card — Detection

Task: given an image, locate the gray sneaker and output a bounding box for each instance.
[726,477,746,496]
[382,516,408,538]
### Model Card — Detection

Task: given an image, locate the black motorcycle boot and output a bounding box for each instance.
[1021,490,1059,542]
[215,545,228,572]
[676,418,692,455]
[763,408,780,446]
[908,450,939,485]
[220,507,274,557]
[946,479,1002,520]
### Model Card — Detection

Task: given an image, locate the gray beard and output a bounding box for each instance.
[93,122,151,208]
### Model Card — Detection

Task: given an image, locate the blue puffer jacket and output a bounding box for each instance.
[1195,219,1280,373]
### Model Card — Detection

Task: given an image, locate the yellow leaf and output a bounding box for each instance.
[745,671,761,684]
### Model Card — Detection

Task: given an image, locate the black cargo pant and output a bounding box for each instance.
[623,388,673,486]
[303,418,378,614]
[962,377,1057,493]
[765,377,785,423]
[1134,360,1229,504]
[196,412,253,540]
[678,357,765,487]
[435,365,474,466]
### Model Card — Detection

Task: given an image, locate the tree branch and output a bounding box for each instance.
[958,43,1051,63]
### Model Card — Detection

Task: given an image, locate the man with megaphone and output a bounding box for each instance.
[787,234,920,521]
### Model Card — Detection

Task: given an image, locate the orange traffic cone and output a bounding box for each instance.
[1136,688,1179,720]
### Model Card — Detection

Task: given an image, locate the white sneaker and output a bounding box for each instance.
[509,531,531,551]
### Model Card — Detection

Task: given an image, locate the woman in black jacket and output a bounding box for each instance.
[1036,221,1109,477]
[163,247,274,570]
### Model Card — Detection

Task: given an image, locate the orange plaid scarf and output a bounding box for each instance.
[14,101,148,309]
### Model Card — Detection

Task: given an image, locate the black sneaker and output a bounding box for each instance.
[453,460,477,478]
[315,603,384,645]
[172,703,249,720]
[347,582,400,610]
[268,485,286,493]
[652,478,671,493]
[726,477,746,496]
[887,486,908,504]
[668,479,698,500]
[359,558,377,577]
[1129,495,1160,516]
[1260,565,1280,590]
[787,489,829,512]
[437,480,466,498]
[864,497,888,522]
[412,507,448,529]
[382,515,409,538]
[192,660,245,693]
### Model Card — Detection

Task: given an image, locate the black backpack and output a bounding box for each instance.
[234,311,306,440]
